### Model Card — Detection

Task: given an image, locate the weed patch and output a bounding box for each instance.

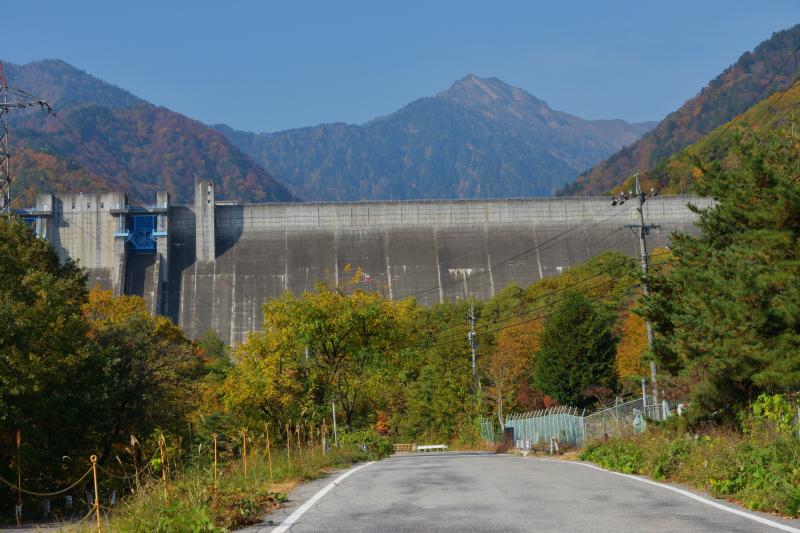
[580,430,800,518]
[83,446,370,532]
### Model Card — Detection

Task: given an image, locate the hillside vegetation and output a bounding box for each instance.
[9,148,109,206]
[219,75,654,200]
[583,124,800,518]
[615,79,800,195]
[561,24,800,195]
[3,60,293,205]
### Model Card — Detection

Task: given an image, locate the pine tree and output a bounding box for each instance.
[641,129,800,420]
[533,292,619,408]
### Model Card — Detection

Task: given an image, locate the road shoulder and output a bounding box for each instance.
[534,456,800,532]
[238,461,374,533]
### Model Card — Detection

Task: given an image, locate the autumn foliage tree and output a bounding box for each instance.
[485,319,541,426]
[82,290,201,460]
[614,310,648,381]
[223,274,414,435]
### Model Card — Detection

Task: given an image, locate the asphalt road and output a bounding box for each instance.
[244,452,800,533]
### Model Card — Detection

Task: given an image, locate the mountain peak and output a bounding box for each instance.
[437,74,551,122]
[439,74,519,102]
[2,58,144,110]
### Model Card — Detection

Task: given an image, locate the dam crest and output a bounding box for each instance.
[17,180,710,345]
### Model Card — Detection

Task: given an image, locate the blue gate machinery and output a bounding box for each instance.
[129,215,157,253]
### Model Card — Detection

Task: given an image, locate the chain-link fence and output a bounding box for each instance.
[583,398,659,441]
[507,407,585,447]
[482,397,679,448]
[479,418,497,444]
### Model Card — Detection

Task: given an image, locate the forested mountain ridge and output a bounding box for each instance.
[614,78,800,196]
[559,24,800,196]
[216,75,655,201]
[3,59,293,205]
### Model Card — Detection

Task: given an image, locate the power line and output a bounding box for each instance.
[397,265,673,388]
[406,201,635,299]
[0,62,54,213]
[402,255,676,389]
[51,113,124,185]
[705,42,800,150]
[421,274,630,350]
[403,256,674,359]
[429,249,671,342]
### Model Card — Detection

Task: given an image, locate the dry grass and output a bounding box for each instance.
[65,446,369,532]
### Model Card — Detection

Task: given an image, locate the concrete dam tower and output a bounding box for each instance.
[17,182,710,345]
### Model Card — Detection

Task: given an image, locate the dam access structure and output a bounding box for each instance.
[16,180,710,345]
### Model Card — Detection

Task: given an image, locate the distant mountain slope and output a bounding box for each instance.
[11,148,109,207]
[3,60,143,111]
[4,60,293,205]
[615,79,800,196]
[217,75,654,201]
[560,24,800,196]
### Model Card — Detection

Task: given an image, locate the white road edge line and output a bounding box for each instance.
[272,461,376,533]
[539,458,800,532]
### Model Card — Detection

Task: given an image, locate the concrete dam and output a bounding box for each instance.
[18,181,710,345]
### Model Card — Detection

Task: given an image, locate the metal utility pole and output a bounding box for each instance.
[468,304,479,394]
[0,63,54,214]
[331,399,338,447]
[612,173,659,406]
[634,174,658,406]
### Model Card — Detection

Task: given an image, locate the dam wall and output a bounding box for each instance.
[19,183,711,345]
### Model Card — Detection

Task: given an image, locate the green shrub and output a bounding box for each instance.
[581,427,800,518]
[338,429,394,460]
[580,439,644,474]
[741,393,796,435]
[649,436,692,480]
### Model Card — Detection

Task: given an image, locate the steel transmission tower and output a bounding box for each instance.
[0,63,54,213]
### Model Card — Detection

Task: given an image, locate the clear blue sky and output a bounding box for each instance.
[5,1,799,132]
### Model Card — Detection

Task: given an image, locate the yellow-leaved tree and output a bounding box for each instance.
[222,272,414,435]
[614,310,648,381]
[485,319,542,426]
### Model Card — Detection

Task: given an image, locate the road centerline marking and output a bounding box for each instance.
[538,458,800,532]
[272,460,375,533]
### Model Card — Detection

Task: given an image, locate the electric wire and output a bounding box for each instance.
[398,278,656,387]
[51,113,126,184]
[428,249,672,342]
[405,201,633,299]
[705,42,800,150]
[402,256,674,364]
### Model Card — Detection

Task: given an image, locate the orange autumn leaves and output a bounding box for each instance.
[614,310,648,379]
[486,305,648,411]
